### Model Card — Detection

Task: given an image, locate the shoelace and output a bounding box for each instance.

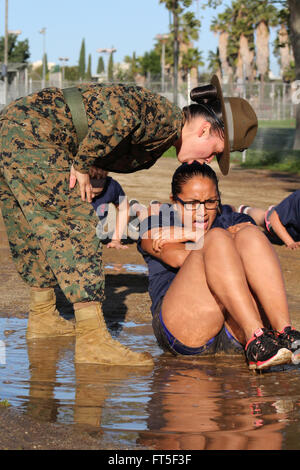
[247,330,278,354]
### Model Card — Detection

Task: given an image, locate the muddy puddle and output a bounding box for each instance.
[1,315,300,450]
[104,263,148,274]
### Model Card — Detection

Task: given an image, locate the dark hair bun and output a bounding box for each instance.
[190,84,218,105]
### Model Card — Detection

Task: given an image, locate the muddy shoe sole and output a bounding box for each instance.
[249,348,292,371]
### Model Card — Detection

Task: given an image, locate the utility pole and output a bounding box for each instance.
[59,57,69,87]
[96,48,116,82]
[4,0,8,105]
[173,0,179,106]
[155,34,169,93]
[39,28,46,88]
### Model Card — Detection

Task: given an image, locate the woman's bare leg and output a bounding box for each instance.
[202,228,265,342]
[233,224,291,332]
[246,207,266,227]
[161,228,271,348]
[161,248,225,348]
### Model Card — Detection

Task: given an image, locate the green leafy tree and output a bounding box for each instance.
[86,54,92,81]
[138,49,161,77]
[211,0,279,82]
[207,48,222,75]
[78,38,86,80]
[97,56,105,74]
[0,34,30,63]
[212,2,254,81]
[124,52,139,81]
[208,0,300,148]
[64,65,79,82]
[108,51,114,82]
[160,0,202,102]
[181,47,203,79]
[0,33,30,83]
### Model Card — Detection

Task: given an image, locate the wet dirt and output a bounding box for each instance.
[0,158,300,450]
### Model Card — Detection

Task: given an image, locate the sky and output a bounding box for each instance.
[0,0,279,76]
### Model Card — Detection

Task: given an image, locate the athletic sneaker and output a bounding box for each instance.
[276,326,300,350]
[245,328,292,370]
[238,205,250,214]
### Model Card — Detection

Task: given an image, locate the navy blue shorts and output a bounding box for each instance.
[152,298,244,357]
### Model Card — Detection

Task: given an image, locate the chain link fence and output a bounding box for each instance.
[0,72,297,122]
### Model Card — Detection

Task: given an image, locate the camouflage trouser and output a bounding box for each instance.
[0,119,104,304]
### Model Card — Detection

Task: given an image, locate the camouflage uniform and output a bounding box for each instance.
[0,84,183,304]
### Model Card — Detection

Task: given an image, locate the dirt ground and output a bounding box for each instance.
[0,158,300,450]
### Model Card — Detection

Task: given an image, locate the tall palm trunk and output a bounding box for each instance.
[218,31,233,82]
[239,33,254,81]
[278,24,294,77]
[256,20,269,81]
[288,0,300,150]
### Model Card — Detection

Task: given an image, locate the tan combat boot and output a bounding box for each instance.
[26,288,75,339]
[74,303,154,366]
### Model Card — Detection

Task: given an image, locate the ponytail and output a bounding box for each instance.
[183,84,224,139]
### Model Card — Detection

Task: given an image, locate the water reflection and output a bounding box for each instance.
[1,318,300,450]
[104,263,148,275]
[138,357,293,450]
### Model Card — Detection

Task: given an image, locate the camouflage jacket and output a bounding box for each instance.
[0,84,184,174]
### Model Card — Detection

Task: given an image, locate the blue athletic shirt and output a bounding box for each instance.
[273,190,300,241]
[91,176,125,221]
[137,204,256,315]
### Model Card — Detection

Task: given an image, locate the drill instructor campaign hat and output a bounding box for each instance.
[210,74,258,175]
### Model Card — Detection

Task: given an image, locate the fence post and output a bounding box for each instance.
[187,71,191,105]
[283,82,286,120]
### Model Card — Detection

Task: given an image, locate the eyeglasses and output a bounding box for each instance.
[176,196,220,211]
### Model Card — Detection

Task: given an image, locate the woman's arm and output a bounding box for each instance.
[107,198,130,250]
[141,237,190,269]
[268,210,299,249]
[226,221,254,236]
[141,225,198,268]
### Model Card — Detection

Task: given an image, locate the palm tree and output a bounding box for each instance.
[159,0,201,103]
[251,0,278,82]
[233,2,255,82]
[211,1,255,83]
[181,46,203,81]
[288,0,300,149]
[207,48,222,78]
[274,7,294,80]
[211,9,234,82]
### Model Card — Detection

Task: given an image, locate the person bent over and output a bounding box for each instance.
[238,190,300,250]
[0,89,153,366]
[89,166,130,250]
